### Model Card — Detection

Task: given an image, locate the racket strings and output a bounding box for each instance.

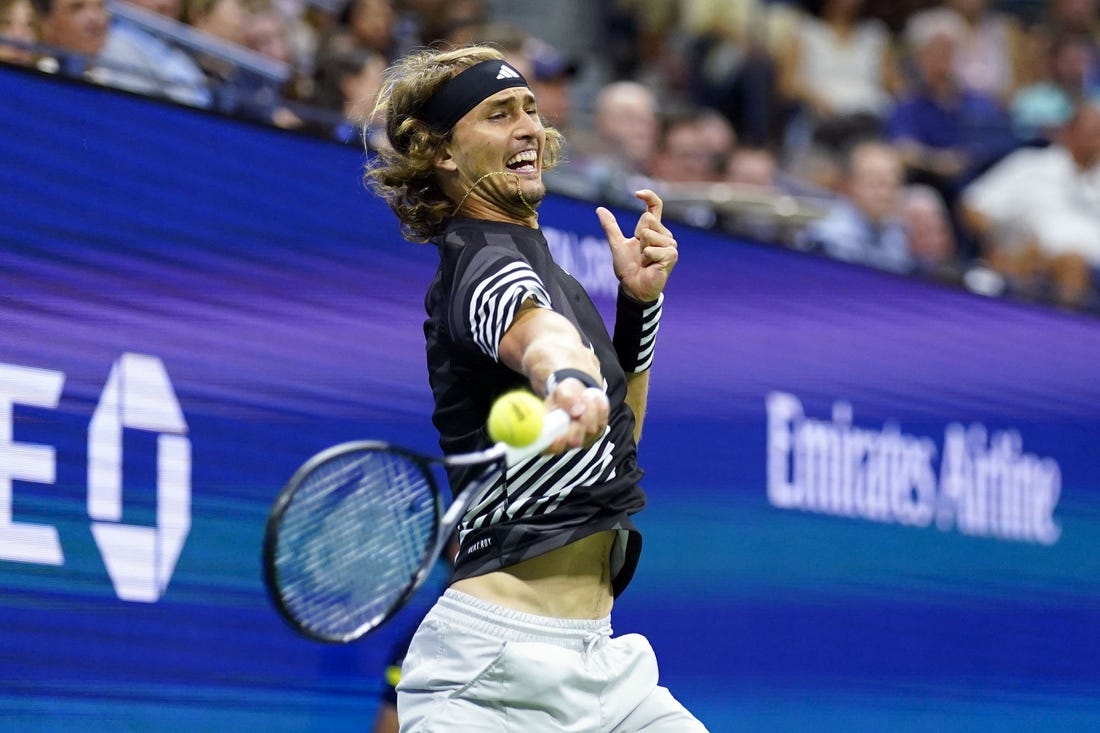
[275,449,438,638]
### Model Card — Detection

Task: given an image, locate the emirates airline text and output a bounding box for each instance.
[766,392,1061,545]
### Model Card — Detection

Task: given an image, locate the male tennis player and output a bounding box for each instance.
[366,45,707,732]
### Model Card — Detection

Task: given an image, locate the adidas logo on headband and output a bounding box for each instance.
[418,60,531,133]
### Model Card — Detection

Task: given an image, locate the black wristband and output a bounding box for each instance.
[545,368,600,396]
[613,287,663,373]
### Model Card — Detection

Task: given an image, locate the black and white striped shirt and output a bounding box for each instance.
[424,217,645,596]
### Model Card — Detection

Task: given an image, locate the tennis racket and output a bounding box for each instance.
[262,409,569,643]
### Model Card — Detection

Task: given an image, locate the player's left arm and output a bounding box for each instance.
[596,189,677,444]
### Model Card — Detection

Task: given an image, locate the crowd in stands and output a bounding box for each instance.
[2,0,1099,312]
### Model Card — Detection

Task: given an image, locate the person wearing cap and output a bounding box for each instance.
[365,45,706,732]
[525,36,577,129]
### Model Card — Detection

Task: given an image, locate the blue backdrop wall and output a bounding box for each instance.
[2,67,1099,731]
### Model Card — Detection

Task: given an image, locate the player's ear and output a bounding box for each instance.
[434,144,458,172]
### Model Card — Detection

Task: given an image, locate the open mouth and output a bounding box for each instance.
[505,150,539,174]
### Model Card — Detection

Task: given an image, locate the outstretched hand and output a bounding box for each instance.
[595,189,678,303]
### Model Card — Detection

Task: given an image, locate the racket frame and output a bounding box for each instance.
[262,409,569,643]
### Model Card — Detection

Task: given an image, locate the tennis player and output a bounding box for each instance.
[366,45,707,732]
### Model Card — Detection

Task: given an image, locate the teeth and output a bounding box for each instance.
[506,150,538,167]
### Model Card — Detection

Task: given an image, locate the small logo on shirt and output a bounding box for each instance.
[496,64,521,80]
[466,537,492,554]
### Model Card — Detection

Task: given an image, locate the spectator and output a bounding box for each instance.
[185,0,289,117]
[1,0,52,68]
[185,0,245,44]
[648,107,728,227]
[324,0,393,58]
[727,145,778,188]
[242,0,311,126]
[904,0,1028,104]
[553,79,661,204]
[901,183,963,283]
[1040,0,1100,53]
[695,107,738,173]
[652,108,729,183]
[591,79,660,177]
[268,0,332,98]
[720,144,795,241]
[1012,30,1100,142]
[959,100,1100,309]
[777,0,902,160]
[799,139,913,274]
[98,0,213,108]
[244,0,293,68]
[310,44,386,144]
[32,0,108,76]
[524,36,579,130]
[886,16,1018,256]
[34,0,179,96]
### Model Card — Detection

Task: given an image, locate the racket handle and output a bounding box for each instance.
[503,408,570,466]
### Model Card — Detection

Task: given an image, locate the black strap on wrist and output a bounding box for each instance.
[545,368,600,396]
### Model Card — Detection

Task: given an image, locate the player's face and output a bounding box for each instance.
[442,86,546,223]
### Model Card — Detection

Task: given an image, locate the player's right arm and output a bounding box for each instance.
[498,299,608,451]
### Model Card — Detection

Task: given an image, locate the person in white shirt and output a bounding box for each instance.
[960,100,1100,308]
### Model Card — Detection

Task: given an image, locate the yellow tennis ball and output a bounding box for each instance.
[487,390,545,447]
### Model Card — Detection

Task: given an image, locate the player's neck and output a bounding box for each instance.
[455,198,539,228]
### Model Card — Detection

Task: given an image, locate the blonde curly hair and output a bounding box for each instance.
[364,45,564,242]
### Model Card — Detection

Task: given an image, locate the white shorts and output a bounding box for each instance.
[397,589,708,732]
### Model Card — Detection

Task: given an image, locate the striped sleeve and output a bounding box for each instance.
[465,259,551,361]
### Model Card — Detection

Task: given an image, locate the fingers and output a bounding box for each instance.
[635,211,673,242]
[635,189,664,221]
[637,225,678,268]
[545,382,609,451]
[641,236,678,269]
[596,206,626,245]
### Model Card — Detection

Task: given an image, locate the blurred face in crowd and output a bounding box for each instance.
[903,189,955,265]
[349,0,392,53]
[726,147,777,188]
[1051,35,1093,88]
[595,81,659,172]
[41,0,107,54]
[191,0,246,45]
[695,111,736,173]
[245,8,292,63]
[916,31,957,92]
[654,120,715,182]
[846,142,903,224]
[0,0,38,64]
